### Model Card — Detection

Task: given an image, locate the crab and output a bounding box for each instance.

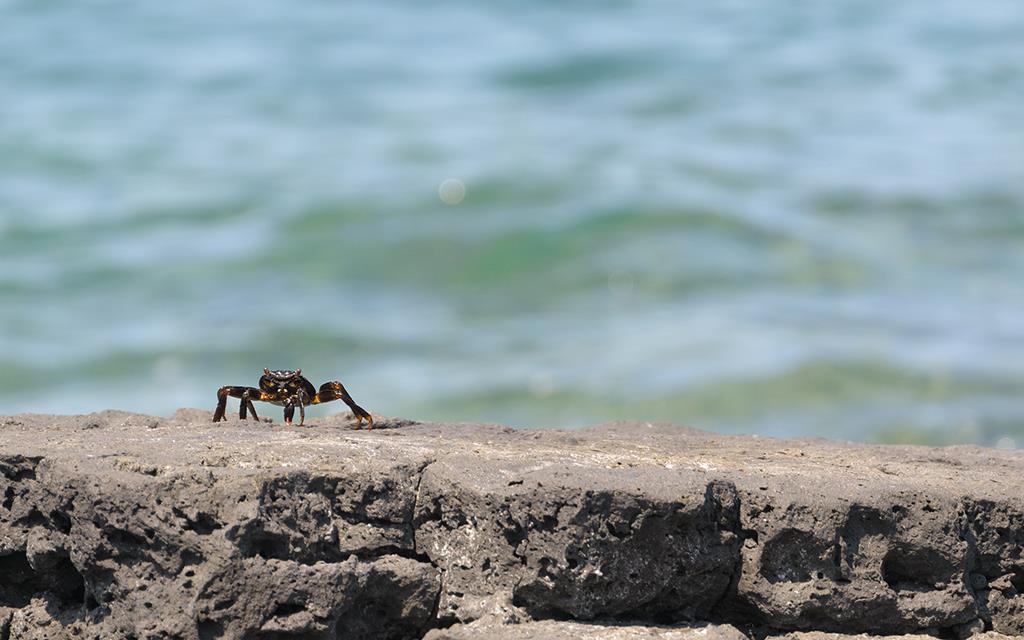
[212,368,373,428]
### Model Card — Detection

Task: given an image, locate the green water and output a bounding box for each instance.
[1,1,1023,445]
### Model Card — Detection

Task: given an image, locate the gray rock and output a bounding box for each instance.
[424,619,750,639]
[774,634,937,640]
[1,410,1022,639]
[414,455,740,623]
[777,633,1017,640]
[194,555,439,639]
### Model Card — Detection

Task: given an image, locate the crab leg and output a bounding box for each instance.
[282,401,304,425]
[283,391,308,425]
[213,386,263,422]
[239,391,260,421]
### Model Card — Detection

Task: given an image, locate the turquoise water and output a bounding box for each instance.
[1,1,1023,445]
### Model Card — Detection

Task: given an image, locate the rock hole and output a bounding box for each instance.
[15,509,47,528]
[882,547,949,591]
[2,487,13,510]
[1,458,39,481]
[1009,568,1024,595]
[106,528,147,548]
[174,508,223,535]
[197,620,224,640]
[760,529,833,584]
[271,602,305,618]
[50,510,72,534]
[189,513,223,536]
[0,551,85,608]
[0,551,38,607]
[49,556,86,603]
[501,525,527,549]
[605,520,628,540]
[245,536,289,560]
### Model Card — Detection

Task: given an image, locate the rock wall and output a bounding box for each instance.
[0,410,1022,639]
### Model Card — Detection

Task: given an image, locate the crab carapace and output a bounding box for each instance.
[212,368,373,428]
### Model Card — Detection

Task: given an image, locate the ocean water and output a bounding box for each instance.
[1,0,1022,445]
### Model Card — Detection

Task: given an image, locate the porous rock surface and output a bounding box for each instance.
[423,619,750,639]
[0,409,1022,639]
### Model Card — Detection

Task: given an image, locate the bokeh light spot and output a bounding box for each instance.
[438,178,466,205]
[996,437,1017,450]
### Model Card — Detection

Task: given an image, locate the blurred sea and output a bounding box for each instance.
[1,1,1023,445]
